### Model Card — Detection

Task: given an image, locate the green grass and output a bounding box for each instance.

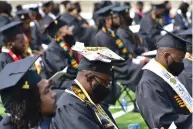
[116,112,148,129]
[109,85,148,129]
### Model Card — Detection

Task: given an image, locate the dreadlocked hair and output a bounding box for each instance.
[8,86,42,129]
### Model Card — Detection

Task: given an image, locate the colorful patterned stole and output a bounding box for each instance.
[55,37,78,69]
[102,27,133,59]
[24,35,41,74]
[1,46,21,62]
[68,80,118,129]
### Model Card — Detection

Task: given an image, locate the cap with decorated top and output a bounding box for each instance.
[72,46,124,76]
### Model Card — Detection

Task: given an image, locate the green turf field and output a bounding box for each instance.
[109,87,149,129]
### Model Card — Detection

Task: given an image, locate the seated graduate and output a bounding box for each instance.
[0,56,56,129]
[0,21,26,71]
[49,47,122,129]
[174,1,190,32]
[60,3,97,46]
[138,2,165,50]
[41,16,78,80]
[115,5,147,57]
[16,9,43,52]
[178,28,192,96]
[133,1,144,24]
[136,31,192,129]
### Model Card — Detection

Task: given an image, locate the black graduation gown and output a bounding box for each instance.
[92,30,143,92]
[178,59,192,96]
[30,20,42,51]
[174,13,189,31]
[60,13,97,46]
[116,27,145,57]
[41,40,77,79]
[133,13,143,24]
[0,52,13,71]
[138,13,162,50]
[49,82,117,129]
[136,70,192,129]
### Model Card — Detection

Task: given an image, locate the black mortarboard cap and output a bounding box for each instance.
[43,15,67,38]
[0,21,23,38]
[112,5,130,14]
[42,1,53,7]
[16,9,31,21]
[151,2,165,9]
[0,55,41,91]
[95,5,115,17]
[78,58,113,75]
[29,6,39,13]
[178,28,192,36]
[72,46,124,76]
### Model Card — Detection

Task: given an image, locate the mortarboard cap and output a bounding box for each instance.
[178,28,192,36]
[95,5,115,17]
[43,15,67,38]
[0,55,42,91]
[29,6,39,13]
[16,9,31,21]
[0,21,23,38]
[157,27,192,53]
[72,46,124,75]
[42,1,53,7]
[112,5,130,14]
[151,2,165,9]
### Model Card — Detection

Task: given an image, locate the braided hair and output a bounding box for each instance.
[1,84,42,129]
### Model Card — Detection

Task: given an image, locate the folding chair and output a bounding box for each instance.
[115,80,136,112]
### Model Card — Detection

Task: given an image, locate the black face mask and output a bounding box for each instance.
[63,35,76,47]
[167,55,184,76]
[89,77,110,103]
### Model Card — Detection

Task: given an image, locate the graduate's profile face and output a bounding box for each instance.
[38,79,56,115]
[11,34,25,55]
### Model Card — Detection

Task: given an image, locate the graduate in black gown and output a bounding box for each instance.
[136,32,192,129]
[0,56,56,129]
[41,16,78,80]
[50,47,121,129]
[60,3,97,46]
[115,5,146,57]
[0,21,26,71]
[133,1,144,24]
[16,9,43,51]
[92,5,146,95]
[174,2,190,32]
[138,3,165,50]
[178,28,192,95]
[41,1,56,30]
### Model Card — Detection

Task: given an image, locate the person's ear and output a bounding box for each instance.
[7,42,13,48]
[163,52,170,64]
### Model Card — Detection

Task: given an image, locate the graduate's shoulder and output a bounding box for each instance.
[56,91,94,116]
[139,69,168,89]
[0,115,14,129]
[0,52,12,61]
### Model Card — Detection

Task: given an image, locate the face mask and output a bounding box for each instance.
[63,35,75,47]
[167,55,184,76]
[89,77,110,103]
